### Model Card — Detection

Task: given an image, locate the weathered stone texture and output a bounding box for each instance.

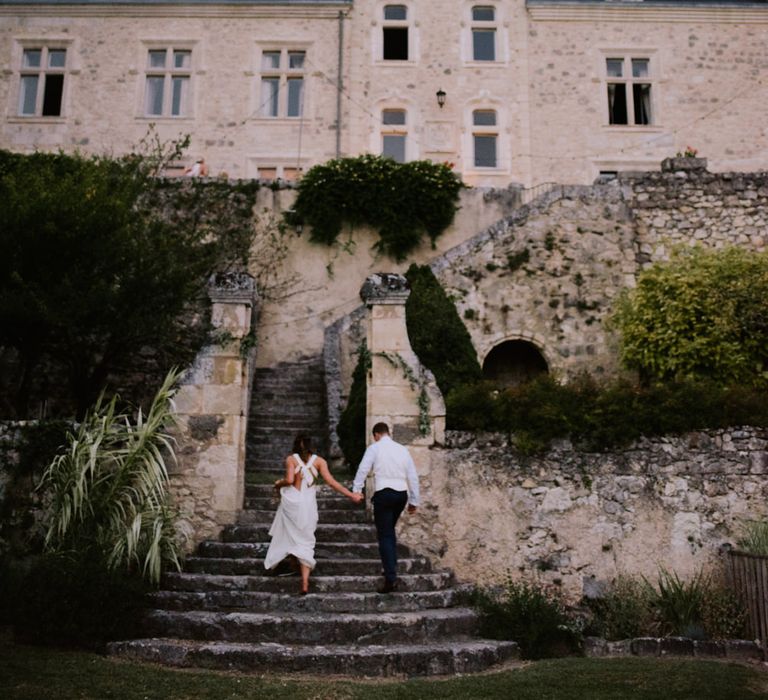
[397,428,768,601]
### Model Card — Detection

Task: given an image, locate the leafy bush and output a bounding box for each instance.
[0,144,257,418]
[472,576,582,659]
[289,155,463,261]
[14,420,70,476]
[584,575,655,641]
[405,264,483,403]
[586,569,747,641]
[446,374,768,453]
[336,343,370,469]
[4,552,148,650]
[38,370,183,584]
[611,246,768,387]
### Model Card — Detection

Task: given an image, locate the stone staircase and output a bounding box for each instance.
[245,357,328,484]
[108,483,518,676]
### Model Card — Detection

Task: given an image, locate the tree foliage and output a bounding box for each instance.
[289,155,464,261]
[405,263,483,402]
[0,144,258,417]
[611,247,768,386]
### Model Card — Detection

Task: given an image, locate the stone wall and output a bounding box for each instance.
[626,159,768,265]
[397,428,768,601]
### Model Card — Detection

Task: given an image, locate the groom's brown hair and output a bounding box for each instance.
[372,422,389,436]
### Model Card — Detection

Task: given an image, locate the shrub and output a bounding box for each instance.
[405,264,483,404]
[5,552,148,650]
[38,369,183,584]
[700,578,748,640]
[611,246,768,387]
[585,575,656,641]
[472,576,582,659]
[736,519,768,556]
[445,374,768,453]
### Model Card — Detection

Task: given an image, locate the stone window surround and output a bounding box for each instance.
[372,0,419,65]
[372,98,418,163]
[6,37,77,123]
[461,1,509,66]
[135,39,199,121]
[462,97,508,174]
[251,42,310,123]
[600,47,661,130]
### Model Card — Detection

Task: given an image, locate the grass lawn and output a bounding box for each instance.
[1,639,767,700]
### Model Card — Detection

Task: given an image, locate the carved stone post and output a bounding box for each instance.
[359,273,445,497]
[171,272,258,546]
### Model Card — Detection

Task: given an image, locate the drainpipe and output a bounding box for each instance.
[336,10,344,158]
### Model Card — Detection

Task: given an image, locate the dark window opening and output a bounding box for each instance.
[383,28,408,60]
[482,340,548,387]
[41,74,64,116]
[633,83,652,125]
[607,83,627,125]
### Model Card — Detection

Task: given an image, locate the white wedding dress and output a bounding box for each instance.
[264,453,320,571]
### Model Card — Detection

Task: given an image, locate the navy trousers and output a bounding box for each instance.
[372,488,408,584]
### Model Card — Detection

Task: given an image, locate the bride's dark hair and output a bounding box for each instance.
[292,434,313,463]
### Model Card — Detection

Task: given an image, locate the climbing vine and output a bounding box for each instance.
[375,351,431,436]
[287,155,464,262]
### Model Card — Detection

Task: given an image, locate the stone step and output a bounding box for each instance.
[247,420,327,431]
[242,496,362,511]
[148,588,464,614]
[197,541,411,560]
[236,508,368,524]
[141,607,481,645]
[184,557,432,576]
[222,524,377,544]
[108,637,519,677]
[244,484,356,497]
[162,572,454,594]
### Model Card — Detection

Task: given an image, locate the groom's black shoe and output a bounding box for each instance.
[377,579,399,594]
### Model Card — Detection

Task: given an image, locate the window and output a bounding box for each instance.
[606,56,653,126]
[381,109,407,163]
[383,5,409,60]
[471,6,496,62]
[144,48,191,117]
[255,164,302,181]
[18,47,66,117]
[259,49,305,118]
[472,109,498,168]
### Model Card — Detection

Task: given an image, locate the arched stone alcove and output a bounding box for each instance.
[482,339,548,387]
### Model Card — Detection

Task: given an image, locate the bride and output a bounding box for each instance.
[264,434,362,594]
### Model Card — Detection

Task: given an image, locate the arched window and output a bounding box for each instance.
[472,109,498,168]
[482,340,548,387]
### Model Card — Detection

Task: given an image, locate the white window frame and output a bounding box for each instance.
[373,1,418,64]
[462,99,509,175]
[247,157,307,181]
[601,50,659,129]
[462,2,507,66]
[12,40,73,120]
[140,42,196,119]
[380,107,409,163]
[255,46,307,120]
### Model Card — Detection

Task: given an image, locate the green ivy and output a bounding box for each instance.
[289,155,464,262]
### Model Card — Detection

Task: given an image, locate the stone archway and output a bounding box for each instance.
[482,339,548,387]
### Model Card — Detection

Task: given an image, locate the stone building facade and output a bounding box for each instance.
[1,0,767,186]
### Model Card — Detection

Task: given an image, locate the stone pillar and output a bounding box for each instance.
[359,273,445,495]
[171,272,258,547]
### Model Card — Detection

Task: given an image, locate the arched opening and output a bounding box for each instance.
[482,339,548,387]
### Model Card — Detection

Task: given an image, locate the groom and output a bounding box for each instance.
[352,422,420,594]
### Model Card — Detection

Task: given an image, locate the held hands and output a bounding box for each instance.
[349,492,364,504]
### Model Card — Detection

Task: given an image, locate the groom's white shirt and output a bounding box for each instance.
[352,435,420,506]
